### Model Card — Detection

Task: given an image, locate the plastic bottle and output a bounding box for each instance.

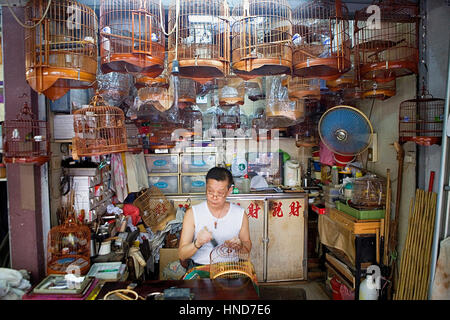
[331,166,339,185]
[242,174,251,194]
[359,274,379,300]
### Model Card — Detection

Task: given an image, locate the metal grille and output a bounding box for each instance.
[399,95,445,146]
[24,0,98,101]
[168,0,231,83]
[292,0,351,80]
[2,101,50,165]
[231,0,292,78]
[354,0,419,82]
[99,0,165,77]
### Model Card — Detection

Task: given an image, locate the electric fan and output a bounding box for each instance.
[318,105,373,165]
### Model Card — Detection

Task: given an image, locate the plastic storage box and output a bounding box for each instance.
[336,201,385,220]
[181,175,207,194]
[180,153,216,173]
[145,154,179,173]
[148,175,179,194]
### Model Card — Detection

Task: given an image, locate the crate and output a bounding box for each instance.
[335,201,385,220]
[148,175,180,194]
[145,154,179,174]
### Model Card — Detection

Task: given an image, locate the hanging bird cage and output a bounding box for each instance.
[231,0,292,79]
[399,92,445,146]
[24,0,98,101]
[177,78,198,105]
[361,79,396,100]
[73,93,128,157]
[218,76,245,106]
[209,242,255,280]
[137,86,173,112]
[99,0,165,77]
[180,105,203,131]
[327,51,359,92]
[354,0,419,83]
[135,73,169,90]
[168,0,231,84]
[292,0,351,80]
[46,214,91,275]
[96,71,133,106]
[245,77,264,101]
[282,76,321,101]
[2,100,50,165]
[125,120,143,153]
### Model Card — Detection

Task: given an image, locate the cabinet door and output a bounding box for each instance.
[230,200,265,282]
[267,198,306,281]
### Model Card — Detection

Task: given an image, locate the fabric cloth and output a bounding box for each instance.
[0,268,31,300]
[191,201,244,265]
[110,153,128,203]
[124,152,149,193]
[431,237,450,300]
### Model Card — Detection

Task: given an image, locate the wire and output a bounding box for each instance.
[6,0,52,29]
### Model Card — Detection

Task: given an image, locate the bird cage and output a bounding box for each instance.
[399,92,445,146]
[245,77,264,101]
[327,51,359,92]
[177,78,198,105]
[168,0,231,84]
[361,79,396,100]
[282,76,320,101]
[292,0,351,80]
[218,77,245,106]
[137,86,173,112]
[148,127,178,150]
[354,0,419,82]
[99,0,165,77]
[180,105,203,131]
[2,100,50,165]
[231,0,292,79]
[135,73,169,90]
[96,71,133,106]
[125,120,143,152]
[46,214,91,275]
[266,76,305,122]
[73,93,128,157]
[209,242,254,280]
[24,0,98,101]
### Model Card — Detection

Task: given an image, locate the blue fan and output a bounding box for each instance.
[318,105,373,156]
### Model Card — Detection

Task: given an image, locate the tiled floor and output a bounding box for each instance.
[258,280,331,300]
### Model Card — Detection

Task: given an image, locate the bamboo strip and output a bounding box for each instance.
[384,169,391,266]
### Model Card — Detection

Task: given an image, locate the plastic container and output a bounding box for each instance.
[359,274,379,300]
[336,201,385,220]
[148,175,179,194]
[180,153,216,173]
[331,166,339,185]
[181,175,207,194]
[145,154,179,173]
[352,175,386,208]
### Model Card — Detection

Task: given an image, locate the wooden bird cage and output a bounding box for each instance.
[245,77,264,101]
[96,71,133,106]
[168,0,231,84]
[177,78,198,105]
[209,242,255,280]
[327,51,359,92]
[2,100,50,165]
[125,120,143,152]
[99,0,165,77]
[361,79,396,100]
[135,73,169,90]
[218,76,245,106]
[399,93,445,146]
[179,105,203,131]
[231,0,292,79]
[292,0,351,80]
[46,214,91,275]
[354,0,419,83]
[24,0,98,101]
[282,76,321,101]
[73,93,128,157]
[137,86,173,112]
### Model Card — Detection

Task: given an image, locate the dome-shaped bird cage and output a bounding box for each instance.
[2,99,50,165]
[24,0,98,101]
[168,0,231,84]
[99,0,165,77]
[245,77,264,101]
[282,76,321,101]
[292,0,351,80]
[209,242,255,280]
[361,79,396,100]
[218,76,245,106]
[46,214,91,275]
[73,93,128,157]
[96,71,133,106]
[354,0,419,83]
[399,91,445,146]
[231,0,292,79]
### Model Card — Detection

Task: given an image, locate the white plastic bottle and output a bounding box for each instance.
[359,274,379,300]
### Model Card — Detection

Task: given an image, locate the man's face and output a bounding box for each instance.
[205,178,232,209]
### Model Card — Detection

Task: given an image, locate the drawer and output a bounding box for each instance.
[145,154,179,173]
[180,153,216,173]
[181,175,207,194]
[148,175,179,194]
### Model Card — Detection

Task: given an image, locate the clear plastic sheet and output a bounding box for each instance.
[97,71,133,106]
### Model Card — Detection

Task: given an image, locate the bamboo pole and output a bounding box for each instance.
[383,169,391,266]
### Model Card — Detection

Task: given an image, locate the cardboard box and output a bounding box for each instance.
[159,248,180,280]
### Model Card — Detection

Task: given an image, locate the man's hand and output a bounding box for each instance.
[196,226,213,247]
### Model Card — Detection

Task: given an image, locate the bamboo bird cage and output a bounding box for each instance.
[361,78,396,100]
[73,93,128,157]
[168,0,231,84]
[218,76,245,106]
[354,0,419,83]
[282,76,321,101]
[231,0,292,79]
[2,100,50,165]
[209,242,255,281]
[24,0,98,101]
[292,0,351,80]
[99,0,165,77]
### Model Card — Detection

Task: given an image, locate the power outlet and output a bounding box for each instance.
[367,147,373,161]
[368,133,378,162]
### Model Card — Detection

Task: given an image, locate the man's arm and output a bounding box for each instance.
[239,212,252,253]
[178,208,212,261]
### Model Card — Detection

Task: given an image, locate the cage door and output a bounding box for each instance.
[131,10,152,55]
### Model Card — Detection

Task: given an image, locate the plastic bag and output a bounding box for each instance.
[123,204,141,226]
[97,71,133,106]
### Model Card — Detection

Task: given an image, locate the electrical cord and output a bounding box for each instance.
[6,0,52,29]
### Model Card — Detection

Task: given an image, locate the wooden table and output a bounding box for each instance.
[95,278,260,300]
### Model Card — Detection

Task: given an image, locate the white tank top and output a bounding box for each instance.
[191,201,244,265]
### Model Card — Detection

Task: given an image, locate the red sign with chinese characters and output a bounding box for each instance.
[247,202,261,219]
[272,201,283,217]
[289,201,302,217]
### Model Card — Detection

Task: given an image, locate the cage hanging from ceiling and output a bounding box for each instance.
[218,76,245,106]
[167,0,231,84]
[73,93,128,157]
[231,0,292,79]
[282,76,321,101]
[327,51,359,92]
[2,100,50,165]
[24,0,98,101]
[292,0,351,80]
[361,79,396,100]
[354,0,419,83]
[99,0,165,77]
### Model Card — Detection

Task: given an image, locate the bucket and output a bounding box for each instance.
[330,276,343,300]
[334,153,355,167]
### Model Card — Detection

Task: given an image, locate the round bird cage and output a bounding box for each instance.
[327,51,359,92]
[46,214,91,275]
[168,0,231,84]
[96,71,133,106]
[209,242,254,280]
[361,79,396,100]
[292,0,351,80]
[137,86,173,112]
[231,0,292,79]
[354,0,419,83]
[245,77,264,101]
[282,76,321,101]
[177,78,198,105]
[399,92,445,146]
[99,0,165,77]
[180,105,203,132]
[73,93,128,157]
[24,0,98,101]
[2,100,50,165]
[218,76,245,106]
